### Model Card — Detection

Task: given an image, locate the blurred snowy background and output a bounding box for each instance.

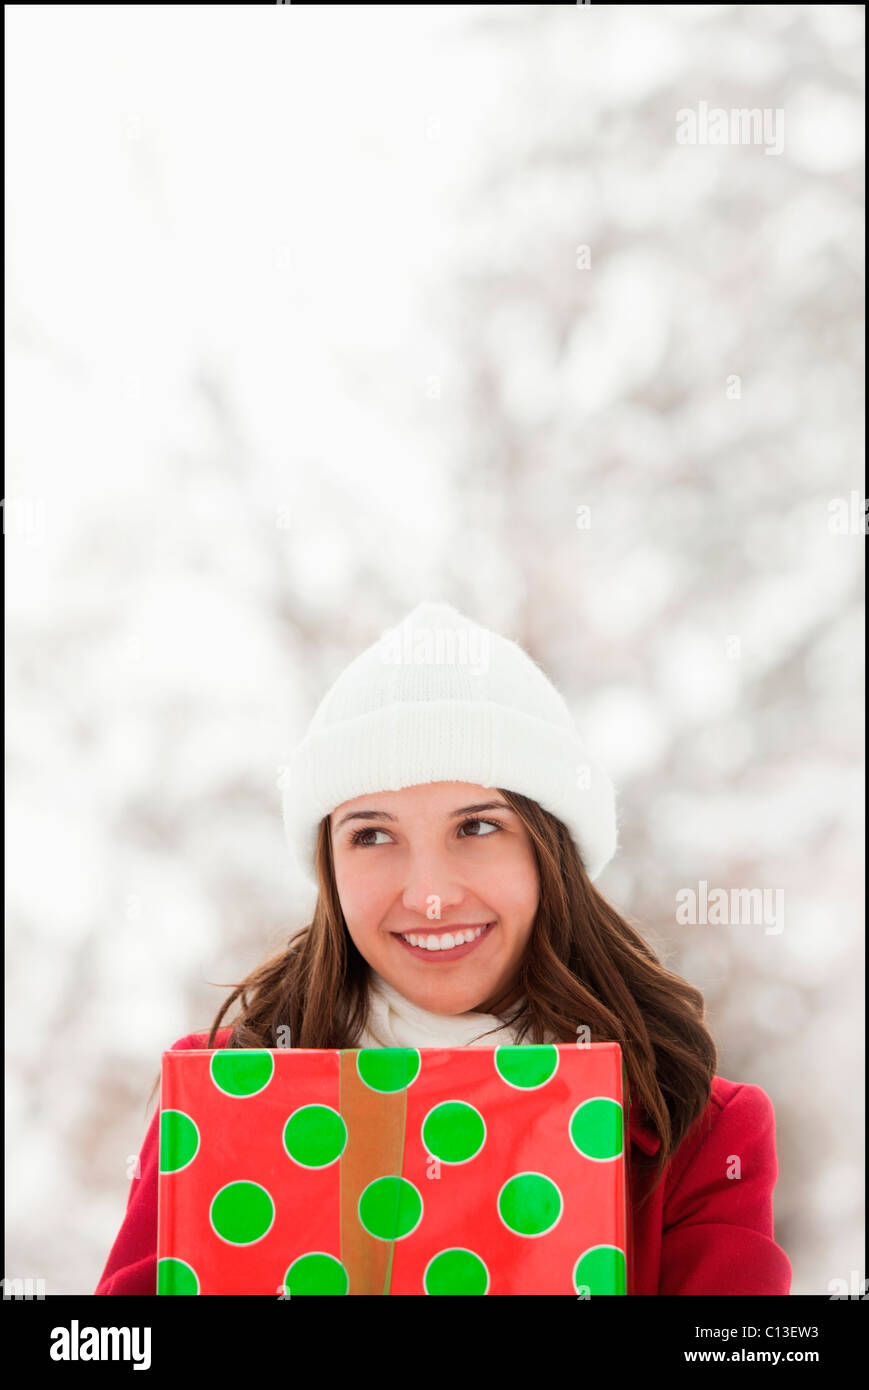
[5,4,864,1296]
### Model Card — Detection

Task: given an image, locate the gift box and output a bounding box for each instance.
[157,1043,629,1295]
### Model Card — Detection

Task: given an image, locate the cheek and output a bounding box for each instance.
[481,845,539,918]
[334,857,391,927]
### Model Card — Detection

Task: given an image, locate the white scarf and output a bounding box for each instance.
[357,968,554,1048]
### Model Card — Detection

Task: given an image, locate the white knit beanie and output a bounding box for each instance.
[280,601,618,888]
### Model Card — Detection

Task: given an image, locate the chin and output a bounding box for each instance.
[412,982,491,1014]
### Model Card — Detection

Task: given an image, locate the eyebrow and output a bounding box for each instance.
[333,801,513,831]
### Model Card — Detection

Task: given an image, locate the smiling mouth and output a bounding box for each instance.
[393,922,495,958]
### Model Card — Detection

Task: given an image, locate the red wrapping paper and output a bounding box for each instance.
[157,1042,629,1295]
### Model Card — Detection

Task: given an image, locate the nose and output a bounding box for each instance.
[400,843,467,924]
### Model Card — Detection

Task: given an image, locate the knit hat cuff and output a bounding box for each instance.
[281,699,617,885]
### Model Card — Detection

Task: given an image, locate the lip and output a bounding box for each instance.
[393,922,495,962]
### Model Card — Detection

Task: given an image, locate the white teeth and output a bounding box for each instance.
[400,925,488,951]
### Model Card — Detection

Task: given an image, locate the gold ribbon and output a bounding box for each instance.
[338,1051,408,1295]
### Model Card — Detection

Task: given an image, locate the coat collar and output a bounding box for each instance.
[629,1106,661,1155]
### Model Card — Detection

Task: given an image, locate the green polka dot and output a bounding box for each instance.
[157,1256,199,1294]
[424,1249,489,1294]
[494,1045,559,1089]
[283,1253,348,1295]
[498,1172,562,1236]
[356,1048,420,1092]
[283,1105,347,1167]
[159,1109,199,1173]
[210,1050,274,1097]
[569,1097,623,1160]
[358,1176,422,1240]
[422,1101,485,1164]
[573,1245,626,1295]
[210,1181,274,1244]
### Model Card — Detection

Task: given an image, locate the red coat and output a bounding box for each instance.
[95,1029,792,1295]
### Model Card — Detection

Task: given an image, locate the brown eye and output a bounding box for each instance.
[458,818,502,838]
[349,827,390,847]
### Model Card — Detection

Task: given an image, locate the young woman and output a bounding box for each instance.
[95,601,792,1296]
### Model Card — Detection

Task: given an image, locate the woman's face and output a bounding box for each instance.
[330,781,539,1016]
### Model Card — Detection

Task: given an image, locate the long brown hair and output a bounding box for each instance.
[151,788,717,1204]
